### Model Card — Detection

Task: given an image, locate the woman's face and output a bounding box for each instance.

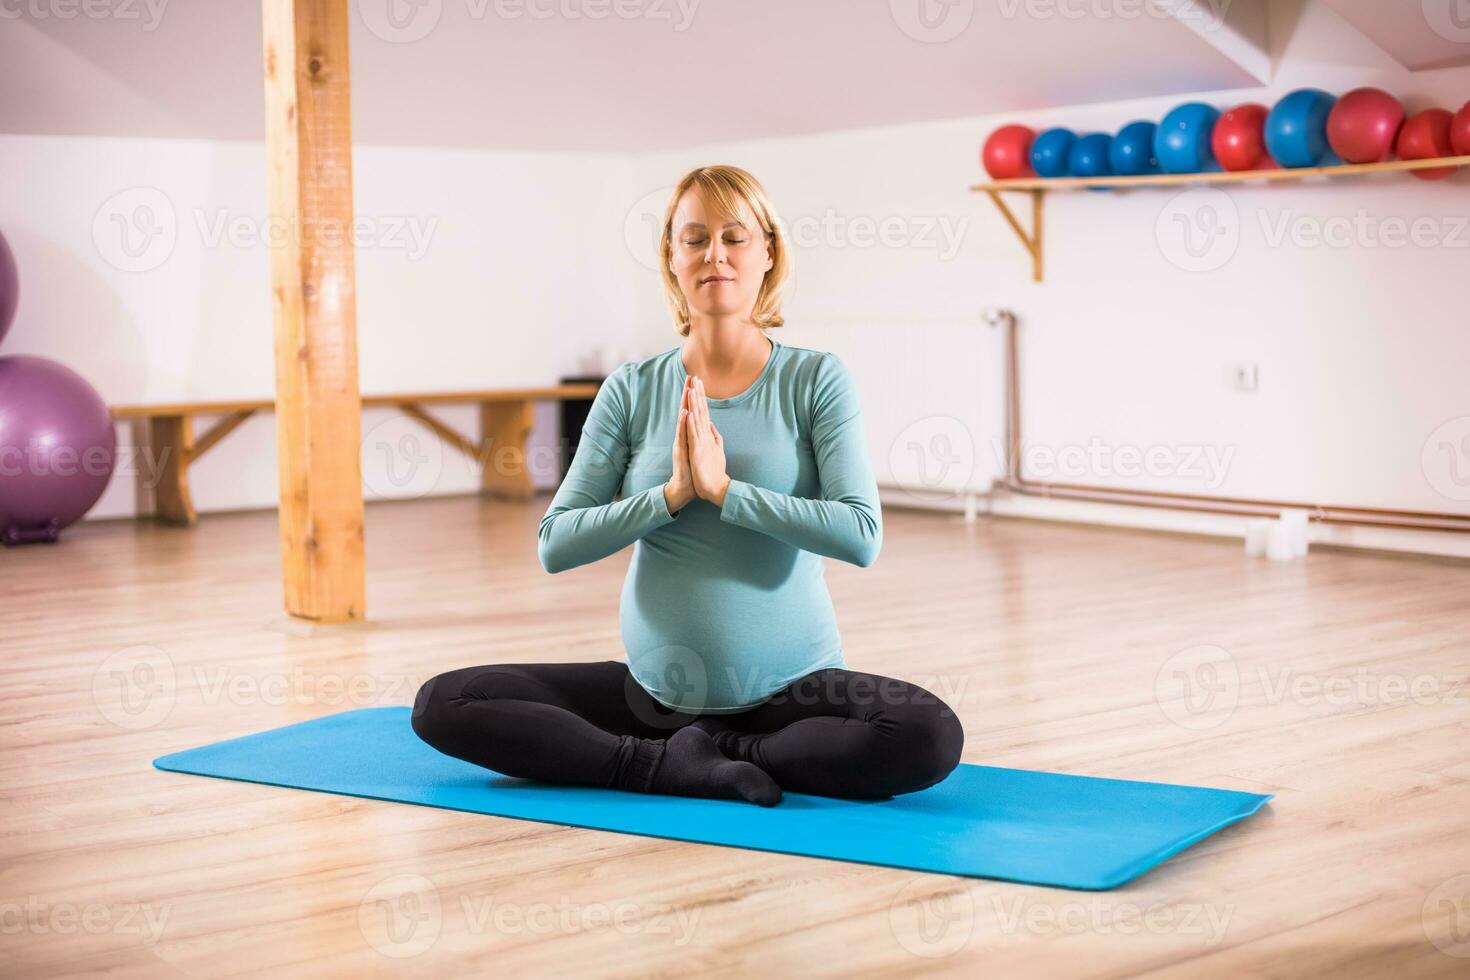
[667,187,773,325]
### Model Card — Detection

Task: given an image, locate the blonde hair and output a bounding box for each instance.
[658,165,791,337]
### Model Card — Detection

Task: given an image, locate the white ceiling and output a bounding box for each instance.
[1324,0,1470,72]
[2,0,1274,152]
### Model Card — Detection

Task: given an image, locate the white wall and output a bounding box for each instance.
[0,135,651,517]
[627,7,1470,559]
[1,0,1466,557]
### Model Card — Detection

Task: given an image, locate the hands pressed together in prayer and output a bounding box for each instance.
[664,375,730,514]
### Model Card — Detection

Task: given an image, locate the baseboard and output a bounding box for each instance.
[878,485,1470,562]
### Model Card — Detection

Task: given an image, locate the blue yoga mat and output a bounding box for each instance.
[153,707,1270,890]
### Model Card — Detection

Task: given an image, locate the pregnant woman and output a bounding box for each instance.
[413,165,963,806]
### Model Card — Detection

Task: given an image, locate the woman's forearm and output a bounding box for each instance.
[538,483,679,574]
[717,479,881,567]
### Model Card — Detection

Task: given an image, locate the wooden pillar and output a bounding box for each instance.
[261,0,365,623]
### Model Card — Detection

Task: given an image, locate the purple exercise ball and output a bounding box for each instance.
[0,356,116,541]
[0,228,17,347]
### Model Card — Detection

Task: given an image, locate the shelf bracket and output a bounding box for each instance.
[984,188,1044,282]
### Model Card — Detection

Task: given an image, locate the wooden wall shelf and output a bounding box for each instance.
[972,154,1470,282]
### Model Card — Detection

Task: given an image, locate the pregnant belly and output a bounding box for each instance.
[620,549,845,712]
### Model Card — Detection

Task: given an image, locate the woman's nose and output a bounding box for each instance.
[704,238,727,264]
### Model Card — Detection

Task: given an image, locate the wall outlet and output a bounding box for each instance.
[1233,363,1260,392]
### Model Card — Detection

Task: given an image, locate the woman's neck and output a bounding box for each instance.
[681,316,771,396]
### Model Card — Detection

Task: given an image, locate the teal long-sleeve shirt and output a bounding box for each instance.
[537,336,882,713]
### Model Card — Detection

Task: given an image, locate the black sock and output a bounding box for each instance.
[648,727,782,807]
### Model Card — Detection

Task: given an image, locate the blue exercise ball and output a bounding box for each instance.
[1030,128,1077,178]
[1068,133,1114,185]
[1265,88,1337,168]
[1110,121,1159,176]
[1155,102,1220,173]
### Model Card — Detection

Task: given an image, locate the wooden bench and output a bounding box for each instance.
[111,385,602,526]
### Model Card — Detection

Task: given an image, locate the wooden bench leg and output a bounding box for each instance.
[479,400,535,500]
[149,415,197,526]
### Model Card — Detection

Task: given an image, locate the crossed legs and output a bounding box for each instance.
[411,660,964,805]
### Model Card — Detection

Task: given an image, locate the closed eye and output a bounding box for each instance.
[681,236,748,246]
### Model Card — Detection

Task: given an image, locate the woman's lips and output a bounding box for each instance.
[700,277,733,285]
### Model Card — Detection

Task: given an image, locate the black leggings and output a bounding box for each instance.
[411,661,964,800]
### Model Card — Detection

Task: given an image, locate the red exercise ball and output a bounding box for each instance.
[1212,103,1270,171]
[1326,87,1404,163]
[1451,100,1470,156]
[983,125,1036,180]
[1397,109,1457,180]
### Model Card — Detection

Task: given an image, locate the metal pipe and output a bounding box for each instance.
[989,311,1470,535]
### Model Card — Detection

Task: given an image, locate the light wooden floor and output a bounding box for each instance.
[4,495,1470,978]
